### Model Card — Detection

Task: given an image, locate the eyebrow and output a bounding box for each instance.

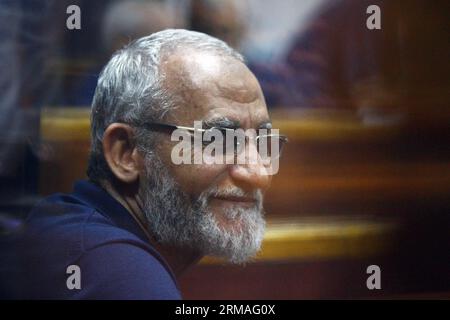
[203,116,272,130]
[203,116,240,129]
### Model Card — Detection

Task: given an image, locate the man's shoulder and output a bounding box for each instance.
[2,192,181,299]
[24,192,144,251]
[72,240,181,299]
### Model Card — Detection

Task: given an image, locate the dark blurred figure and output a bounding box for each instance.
[0,0,63,222]
[280,0,450,118]
[67,0,185,106]
[280,0,450,295]
[190,0,245,49]
[102,0,184,53]
[0,0,64,298]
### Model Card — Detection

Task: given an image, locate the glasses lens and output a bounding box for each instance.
[201,128,287,160]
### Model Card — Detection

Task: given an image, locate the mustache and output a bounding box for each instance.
[214,188,261,200]
[200,186,263,206]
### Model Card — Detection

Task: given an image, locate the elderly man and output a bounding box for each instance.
[1,29,286,299]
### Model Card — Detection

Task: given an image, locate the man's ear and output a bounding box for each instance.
[102,123,142,184]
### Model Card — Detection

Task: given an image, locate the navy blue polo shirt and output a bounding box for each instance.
[0,180,181,300]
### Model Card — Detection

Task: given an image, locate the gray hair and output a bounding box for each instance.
[87,29,244,184]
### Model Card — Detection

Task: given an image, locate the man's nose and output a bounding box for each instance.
[228,141,271,191]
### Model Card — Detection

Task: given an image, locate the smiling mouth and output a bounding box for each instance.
[212,196,257,204]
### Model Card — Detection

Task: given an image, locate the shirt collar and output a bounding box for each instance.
[72,180,147,242]
[71,179,180,289]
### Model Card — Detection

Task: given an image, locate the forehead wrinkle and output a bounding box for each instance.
[215,90,260,105]
[214,70,261,104]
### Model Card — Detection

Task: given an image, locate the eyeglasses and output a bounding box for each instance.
[134,122,288,160]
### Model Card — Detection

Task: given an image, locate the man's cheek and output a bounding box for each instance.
[187,165,225,192]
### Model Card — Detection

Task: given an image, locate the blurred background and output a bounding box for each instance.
[0,0,449,298]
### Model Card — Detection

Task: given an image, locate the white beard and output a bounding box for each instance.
[140,155,266,264]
